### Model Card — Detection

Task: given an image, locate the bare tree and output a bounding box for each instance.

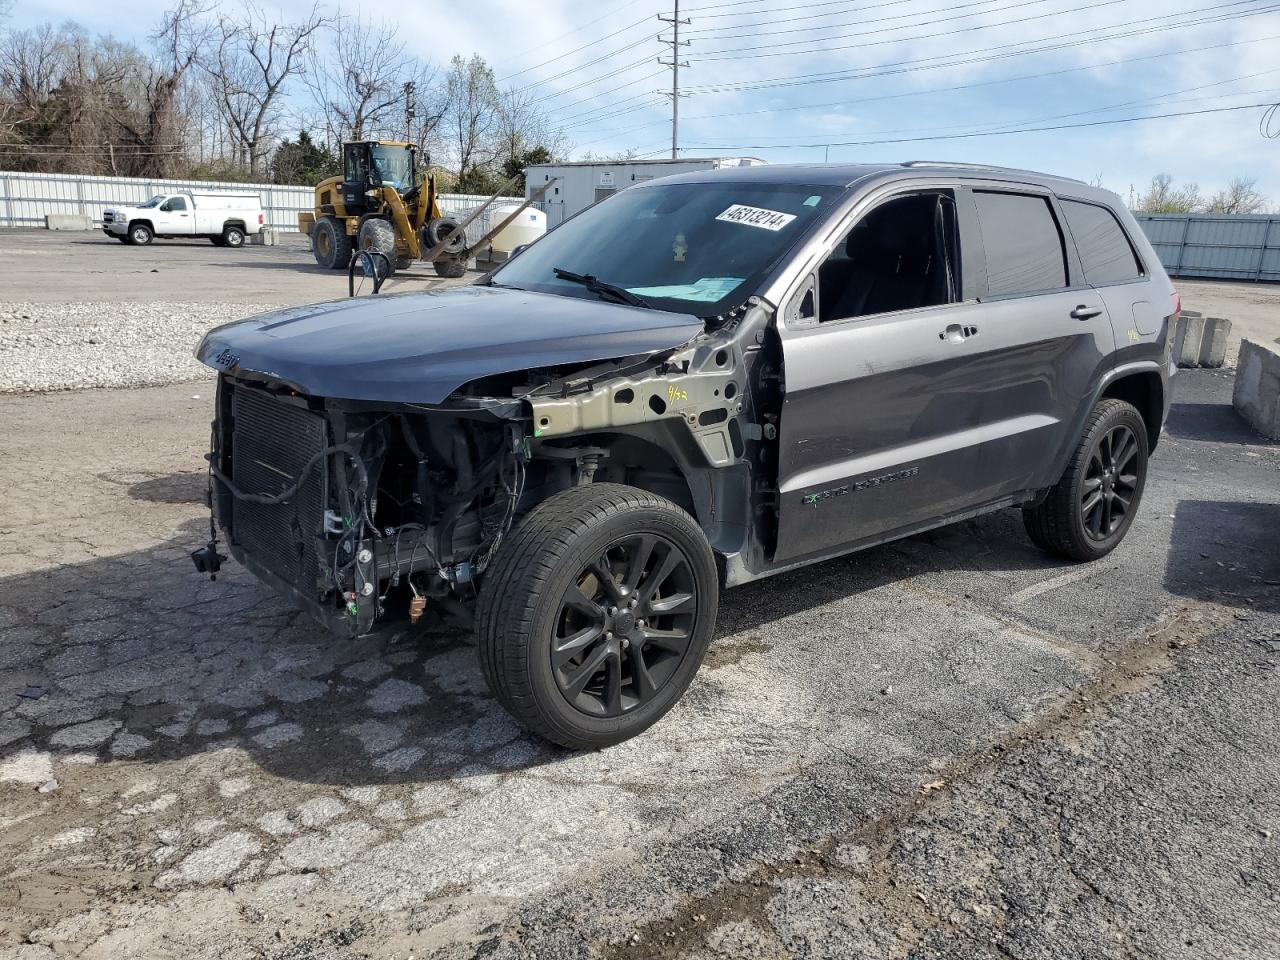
[1206,176,1268,215]
[112,0,212,177]
[443,53,499,191]
[306,16,424,145]
[1136,173,1203,214]
[206,1,329,176]
[493,84,568,169]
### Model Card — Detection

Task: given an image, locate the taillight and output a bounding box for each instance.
[1170,290,1181,322]
[258,213,264,225]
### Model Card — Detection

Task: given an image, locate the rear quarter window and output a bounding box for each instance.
[1060,199,1144,286]
[972,191,1067,297]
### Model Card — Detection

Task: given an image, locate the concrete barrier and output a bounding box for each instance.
[250,227,277,246]
[1172,311,1232,368]
[44,214,93,231]
[1233,339,1280,439]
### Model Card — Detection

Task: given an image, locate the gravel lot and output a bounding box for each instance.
[0,229,1278,959]
[0,229,470,393]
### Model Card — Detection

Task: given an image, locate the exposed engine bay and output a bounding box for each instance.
[197,302,777,637]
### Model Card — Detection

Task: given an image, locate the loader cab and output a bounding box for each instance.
[341,141,417,212]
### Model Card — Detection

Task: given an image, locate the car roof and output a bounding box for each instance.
[647,161,1116,204]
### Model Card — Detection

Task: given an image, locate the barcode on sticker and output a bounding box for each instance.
[716,204,797,232]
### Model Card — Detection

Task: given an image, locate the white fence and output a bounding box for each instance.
[0,170,536,241]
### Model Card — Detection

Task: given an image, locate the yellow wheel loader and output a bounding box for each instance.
[298,140,469,279]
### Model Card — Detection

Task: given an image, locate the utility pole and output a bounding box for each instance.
[404,81,417,143]
[658,1,690,159]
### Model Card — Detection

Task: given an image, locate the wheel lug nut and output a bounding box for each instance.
[605,631,613,640]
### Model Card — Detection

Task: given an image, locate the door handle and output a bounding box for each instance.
[1070,305,1102,320]
[939,323,978,342]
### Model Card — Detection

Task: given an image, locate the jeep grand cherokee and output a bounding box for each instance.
[195,162,1176,749]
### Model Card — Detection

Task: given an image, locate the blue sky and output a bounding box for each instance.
[14,0,1280,202]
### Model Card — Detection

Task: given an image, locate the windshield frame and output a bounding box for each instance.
[137,195,166,208]
[487,178,846,318]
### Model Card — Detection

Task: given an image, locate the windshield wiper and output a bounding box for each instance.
[553,267,650,309]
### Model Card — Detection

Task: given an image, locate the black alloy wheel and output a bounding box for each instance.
[1080,423,1140,541]
[552,533,698,718]
[1023,398,1149,561]
[477,483,718,750]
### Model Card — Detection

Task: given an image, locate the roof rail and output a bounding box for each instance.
[901,160,1090,186]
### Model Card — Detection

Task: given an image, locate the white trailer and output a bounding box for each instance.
[524,157,766,228]
[101,192,265,247]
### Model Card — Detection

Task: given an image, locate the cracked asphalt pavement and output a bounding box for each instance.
[1,365,1277,959]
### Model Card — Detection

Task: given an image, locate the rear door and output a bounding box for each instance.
[772,182,1114,564]
[1057,196,1155,340]
[958,187,1116,500]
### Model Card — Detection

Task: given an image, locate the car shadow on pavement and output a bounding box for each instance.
[0,496,1056,788]
[1165,500,1280,613]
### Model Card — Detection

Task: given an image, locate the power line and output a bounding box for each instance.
[505,0,647,65]
[681,1,1280,93]
[679,101,1279,150]
[557,8,1279,146]
[684,0,1006,33]
[673,31,1280,124]
[499,13,657,83]
[689,0,1069,43]
[691,0,1248,61]
[689,84,1280,145]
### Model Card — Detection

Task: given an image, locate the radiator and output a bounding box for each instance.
[229,386,330,594]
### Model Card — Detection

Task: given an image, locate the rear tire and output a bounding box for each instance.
[127,222,153,246]
[209,235,226,247]
[357,218,398,276]
[478,483,718,750]
[1023,398,1148,562]
[312,216,352,270]
[222,225,245,248]
[433,257,467,279]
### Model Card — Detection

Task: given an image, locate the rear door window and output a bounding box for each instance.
[1060,199,1143,285]
[972,191,1067,297]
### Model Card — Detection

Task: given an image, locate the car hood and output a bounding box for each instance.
[196,285,704,404]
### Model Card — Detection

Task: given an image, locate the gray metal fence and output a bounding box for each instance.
[1134,213,1280,282]
[0,170,539,241]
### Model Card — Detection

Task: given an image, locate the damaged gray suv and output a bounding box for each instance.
[196,162,1177,749]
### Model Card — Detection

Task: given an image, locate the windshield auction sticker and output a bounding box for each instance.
[716,204,797,231]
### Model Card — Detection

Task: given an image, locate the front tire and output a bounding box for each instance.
[357,218,398,276]
[127,222,153,246]
[433,257,467,279]
[1023,398,1148,561]
[478,483,718,750]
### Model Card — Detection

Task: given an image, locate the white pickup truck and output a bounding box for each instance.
[102,193,266,247]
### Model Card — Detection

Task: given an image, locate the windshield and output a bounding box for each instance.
[137,195,166,208]
[371,144,413,190]
[490,180,838,315]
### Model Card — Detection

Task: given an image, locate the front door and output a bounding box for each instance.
[157,196,193,234]
[772,185,1113,565]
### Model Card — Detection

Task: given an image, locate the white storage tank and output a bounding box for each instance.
[489,205,546,253]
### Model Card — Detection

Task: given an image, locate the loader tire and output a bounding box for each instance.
[433,257,468,279]
[358,218,398,277]
[312,216,352,270]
